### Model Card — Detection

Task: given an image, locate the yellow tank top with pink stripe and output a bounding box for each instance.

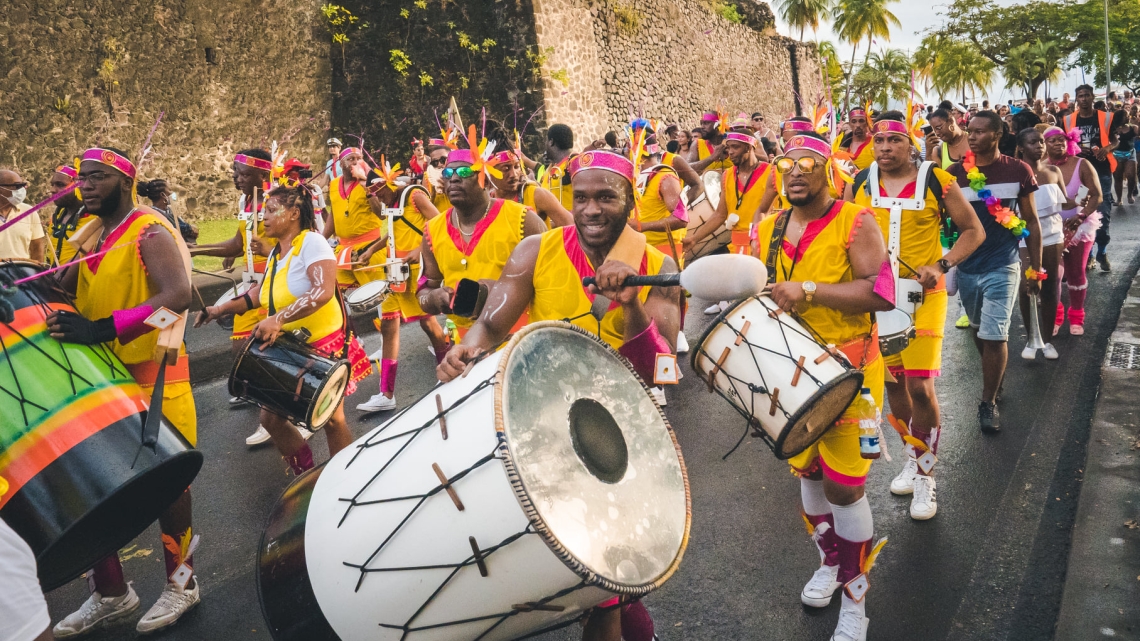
[723,163,771,253]
[638,166,685,254]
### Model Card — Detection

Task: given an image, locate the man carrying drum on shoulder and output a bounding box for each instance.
[196,183,372,475]
[418,146,547,346]
[46,147,201,636]
[754,133,894,641]
[844,111,984,521]
[438,149,678,641]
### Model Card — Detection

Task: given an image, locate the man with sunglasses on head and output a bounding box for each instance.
[0,169,45,262]
[46,147,201,636]
[845,112,984,521]
[754,133,895,641]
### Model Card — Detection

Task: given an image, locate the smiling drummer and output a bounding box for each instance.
[754,133,894,641]
[844,112,983,521]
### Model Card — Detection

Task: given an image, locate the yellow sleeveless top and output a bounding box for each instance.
[723,163,771,233]
[854,166,954,281]
[430,181,452,214]
[755,201,874,346]
[839,133,875,171]
[259,231,343,340]
[638,166,685,248]
[426,199,528,328]
[328,176,380,242]
[697,139,732,171]
[538,157,575,211]
[388,186,428,259]
[530,226,666,350]
[76,209,188,366]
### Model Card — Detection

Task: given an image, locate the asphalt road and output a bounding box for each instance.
[44,204,1140,640]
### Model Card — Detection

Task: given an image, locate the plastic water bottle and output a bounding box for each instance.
[857,387,882,460]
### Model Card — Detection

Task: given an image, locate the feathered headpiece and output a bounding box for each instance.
[460,124,501,187]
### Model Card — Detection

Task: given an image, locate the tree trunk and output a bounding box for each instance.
[800,26,804,42]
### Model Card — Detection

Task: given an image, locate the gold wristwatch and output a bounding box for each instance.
[802,281,817,303]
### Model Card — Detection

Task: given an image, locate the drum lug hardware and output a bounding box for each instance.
[513,602,566,613]
[734,321,751,346]
[708,346,732,392]
[768,388,780,416]
[468,536,489,577]
[435,394,449,440]
[432,463,465,511]
[790,355,806,387]
[815,345,838,365]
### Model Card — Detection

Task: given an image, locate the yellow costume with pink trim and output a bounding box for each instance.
[854,167,955,378]
[538,157,575,213]
[637,166,685,263]
[754,201,883,484]
[530,226,666,351]
[76,209,197,445]
[426,199,528,330]
[328,176,387,287]
[722,163,771,254]
[837,132,875,171]
[696,138,732,172]
[380,186,431,322]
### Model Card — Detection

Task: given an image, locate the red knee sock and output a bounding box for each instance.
[834,533,873,585]
[90,554,125,595]
[620,600,655,641]
[909,424,940,456]
[806,513,840,566]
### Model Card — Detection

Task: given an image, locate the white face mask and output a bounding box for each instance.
[5,187,26,207]
[425,165,443,188]
[169,192,179,202]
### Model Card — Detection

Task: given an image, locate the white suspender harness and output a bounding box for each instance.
[868,160,934,283]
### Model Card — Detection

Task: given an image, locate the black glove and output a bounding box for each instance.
[50,310,117,345]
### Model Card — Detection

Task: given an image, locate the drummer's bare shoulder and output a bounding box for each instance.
[134,218,192,313]
[410,188,440,220]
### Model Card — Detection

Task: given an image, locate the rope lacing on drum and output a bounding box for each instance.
[696,296,832,459]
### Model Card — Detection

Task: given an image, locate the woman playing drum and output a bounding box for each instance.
[197,184,371,474]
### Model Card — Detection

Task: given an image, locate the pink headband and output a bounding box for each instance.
[488,150,518,166]
[337,147,360,161]
[1043,127,1081,157]
[233,153,273,171]
[700,112,719,122]
[81,148,136,179]
[871,120,910,137]
[568,150,635,184]
[56,165,78,179]
[785,135,832,159]
[428,138,447,147]
[849,108,867,119]
[446,149,476,165]
[782,120,815,133]
[724,131,757,146]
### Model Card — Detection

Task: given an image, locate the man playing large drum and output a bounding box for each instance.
[437,149,679,641]
[845,112,983,521]
[754,133,895,641]
[46,147,201,636]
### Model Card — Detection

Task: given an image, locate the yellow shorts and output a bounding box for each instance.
[788,355,884,486]
[231,307,264,340]
[380,262,429,322]
[884,290,947,378]
[142,380,198,447]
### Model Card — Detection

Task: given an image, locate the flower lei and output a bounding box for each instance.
[963,151,1029,239]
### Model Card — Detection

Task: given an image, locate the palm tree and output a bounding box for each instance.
[852,48,912,108]
[912,33,944,96]
[1002,39,1064,100]
[773,0,832,41]
[931,41,994,103]
[833,0,901,109]
[817,40,845,105]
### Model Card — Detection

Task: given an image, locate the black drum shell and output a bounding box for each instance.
[229,333,349,430]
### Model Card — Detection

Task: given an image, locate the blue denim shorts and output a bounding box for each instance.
[957,263,1020,341]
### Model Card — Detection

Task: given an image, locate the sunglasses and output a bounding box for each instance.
[774,156,819,174]
[441,166,477,179]
[429,158,447,167]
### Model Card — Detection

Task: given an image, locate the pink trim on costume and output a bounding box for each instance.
[337,147,361,161]
[56,165,78,179]
[700,112,719,122]
[671,198,689,223]
[82,148,137,178]
[783,120,815,133]
[489,150,518,166]
[888,365,940,378]
[820,457,866,487]
[850,137,871,160]
[599,597,621,608]
[871,120,909,136]
[724,131,756,146]
[445,200,505,256]
[233,153,273,171]
[834,533,872,584]
[287,443,314,476]
[380,359,398,395]
[618,321,671,383]
[873,260,897,306]
[791,459,822,478]
[781,200,842,260]
[85,209,146,273]
[112,304,156,345]
[848,108,867,118]
[428,138,447,147]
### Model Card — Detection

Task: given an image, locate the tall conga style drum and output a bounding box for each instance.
[0,261,203,590]
[258,322,691,641]
[683,170,729,263]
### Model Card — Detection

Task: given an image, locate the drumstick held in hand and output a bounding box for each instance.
[581,254,768,302]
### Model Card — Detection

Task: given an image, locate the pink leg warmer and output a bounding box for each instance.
[160,528,194,578]
[620,600,655,641]
[90,554,125,594]
[1055,302,1066,328]
[286,443,314,476]
[831,496,873,584]
[111,304,156,345]
[618,321,672,384]
[380,359,398,395]
[910,424,940,456]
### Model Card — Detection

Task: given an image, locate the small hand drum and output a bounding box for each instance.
[229,333,350,429]
[344,280,390,314]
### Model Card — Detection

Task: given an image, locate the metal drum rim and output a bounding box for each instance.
[305,359,351,430]
[492,321,692,597]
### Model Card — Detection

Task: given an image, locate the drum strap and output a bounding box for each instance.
[266,246,282,316]
[764,209,791,285]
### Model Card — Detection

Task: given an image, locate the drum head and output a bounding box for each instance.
[496,323,690,594]
[775,371,864,458]
[346,279,388,304]
[308,362,349,429]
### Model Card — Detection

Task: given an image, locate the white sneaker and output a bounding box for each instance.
[650,386,667,406]
[704,303,721,315]
[298,425,314,440]
[135,580,201,634]
[675,331,690,354]
[246,425,271,446]
[228,396,246,406]
[53,584,141,638]
[910,475,938,520]
[1042,343,1059,360]
[1020,344,1037,360]
[801,563,841,607]
[890,456,918,495]
[427,345,435,357]
[357,393,397,412]
[830,595,870,641]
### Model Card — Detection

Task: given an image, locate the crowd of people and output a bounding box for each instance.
[0,81,1137,641]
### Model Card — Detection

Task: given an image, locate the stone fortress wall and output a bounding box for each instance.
[531,0,825,145]
[0,0,331,217]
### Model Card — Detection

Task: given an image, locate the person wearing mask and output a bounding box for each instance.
[48,164,92,264]
[0,169,45,262]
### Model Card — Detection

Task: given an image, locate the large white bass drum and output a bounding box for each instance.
[257,321,691,641]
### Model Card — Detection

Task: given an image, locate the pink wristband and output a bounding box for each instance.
[112,304,156,344]
[672,199,689,224]
[873,261,896,306]
[619,320,671,383]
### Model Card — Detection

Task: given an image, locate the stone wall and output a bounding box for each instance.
[0,0,331,219]
[531,0,824,144]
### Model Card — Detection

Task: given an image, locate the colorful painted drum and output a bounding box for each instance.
[0,261,203,590]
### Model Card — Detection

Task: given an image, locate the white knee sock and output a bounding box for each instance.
[800,477,831,517]
[831,495,873,541]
